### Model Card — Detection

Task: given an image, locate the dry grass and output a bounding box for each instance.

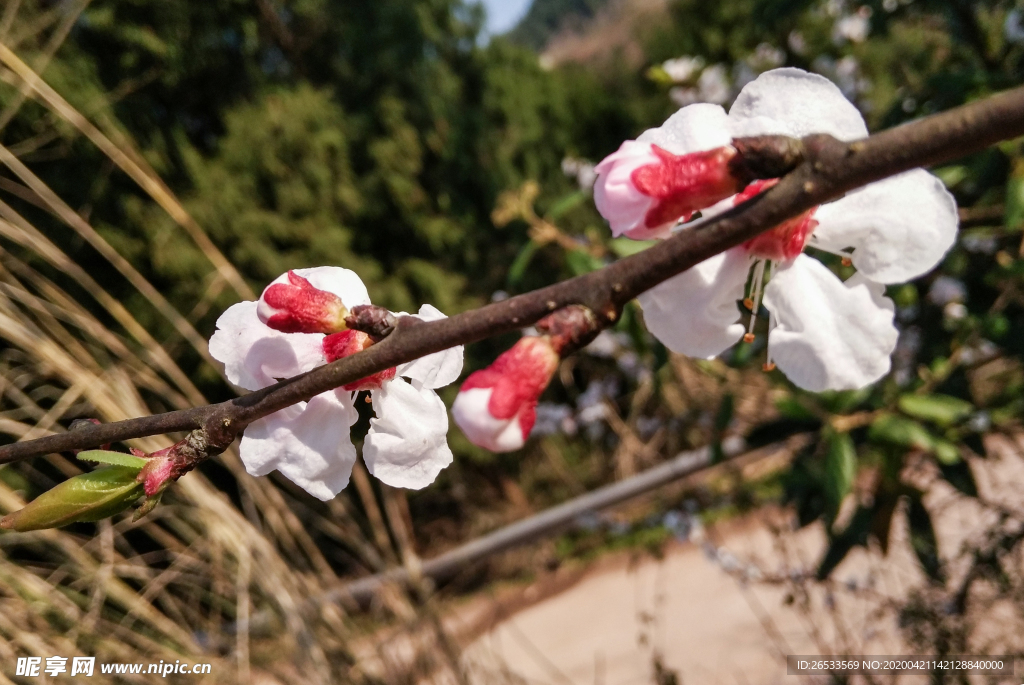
[0,5,451,683]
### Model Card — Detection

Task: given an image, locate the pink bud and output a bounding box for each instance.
[452,336,559,452]
[257,271,349,334]
[737,180,819,261]
[138,455,176,498]
[322,329,397,391]
[595,142,740,240]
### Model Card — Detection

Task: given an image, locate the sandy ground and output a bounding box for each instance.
[459,514,920,685]
[356,434,1024,685]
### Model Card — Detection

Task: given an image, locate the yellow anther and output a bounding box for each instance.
[762,362,776,372]
[841,257,852,267]
[743,333,755,344]
[743,297,755,310]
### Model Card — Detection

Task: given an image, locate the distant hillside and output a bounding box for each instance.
[505,0,610,51]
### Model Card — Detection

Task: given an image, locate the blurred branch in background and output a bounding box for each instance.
[334,435,806,607]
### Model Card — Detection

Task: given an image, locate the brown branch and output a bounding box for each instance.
[1,84,1024,466]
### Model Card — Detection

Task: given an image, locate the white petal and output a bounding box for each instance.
[593,141,660,238]
[728,68,868,141]
[451,387,527,452]
[238,389,359,500]
[395,304,464,388]
[209,301,325,391]
[637,103,732,155]
[637,247,749,358]
[289,266,371,309]
[763,255,898,392]
[810,170,958,284]
[364,378,453,489]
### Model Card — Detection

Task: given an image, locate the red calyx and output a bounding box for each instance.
[735,179,819,261]
[631,145,740,230]
[322,330,397,391]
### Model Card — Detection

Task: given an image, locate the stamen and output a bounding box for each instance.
[807,238,856,265]
[745,259,767,340]
[764,262,778,371]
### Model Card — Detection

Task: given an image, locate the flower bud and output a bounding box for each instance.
[452,336,559,452]
[257,271,349,334]
[322,329,397,391]
[0,466,143,531]
[594,142,740,240]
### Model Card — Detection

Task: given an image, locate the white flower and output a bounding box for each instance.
[661,56,706,83]
[598,68,958,391]
[209,266,463,499]
[1006,9,1024,44]
[697,64,733,104]
[833,7,872,44]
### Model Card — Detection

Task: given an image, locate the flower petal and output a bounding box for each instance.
[452,387,528,452]
[637,103,732,155]
[209,301,325,391]
[395,304,464,388]
[238,389,359,501]
[728,68,868,141]
[810,169,958,284]
[763,254,898,392]
[289,266,371,309]
[637,247,749,358]
[593,141,660,238]
[364,378,453,489]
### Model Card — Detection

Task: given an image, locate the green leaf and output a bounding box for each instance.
[774,396,818,421]
[869,413,934,450]
[817,388,871,414]
[545,191,586,220]
[933,165,968,189]
[609,237,657,258]
[932,438,961,465]
[507,240,540,288]
[76,450,147,470]
[824,433,857,523]
[1,466,143,531]
[1006,167,1024,230]
[565,249,604,276]
[645,65,674,85]
[897,394,974,427]
[907,492,944,582]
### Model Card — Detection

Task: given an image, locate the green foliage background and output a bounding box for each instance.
[4,0,1024,591]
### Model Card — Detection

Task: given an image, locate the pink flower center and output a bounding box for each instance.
[322,330,397,391]
[631,145,740,230]
[735,179,819,261]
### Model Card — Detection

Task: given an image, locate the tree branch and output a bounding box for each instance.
[1,84,1023,465]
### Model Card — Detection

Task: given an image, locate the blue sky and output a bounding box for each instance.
[478,0,533,35]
